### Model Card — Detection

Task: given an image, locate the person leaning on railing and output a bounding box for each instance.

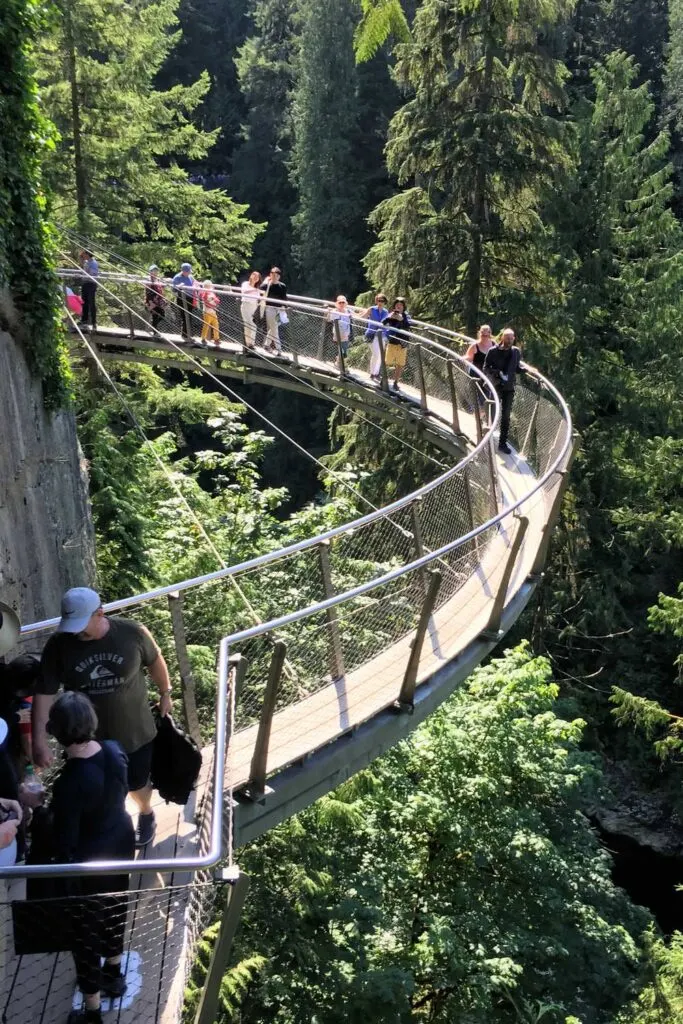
[383,297,411,392]
[46,691,135,1024]
[32,588,173,849]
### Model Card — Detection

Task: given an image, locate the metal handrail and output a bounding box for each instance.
[4,281,571,881]
[23,282,500,637]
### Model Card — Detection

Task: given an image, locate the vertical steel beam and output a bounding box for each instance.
[415,345,429,413]
[396,569,442,707]
[446,361,461,434]
[333,319,346,378]
[168,591,201,745]
[246,640,287,796]
[480,515,529,637]
[194,872,251,1024]
[471,379,484,442]
[318,541,345,680]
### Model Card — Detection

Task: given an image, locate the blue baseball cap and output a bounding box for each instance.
[57,587,102,633]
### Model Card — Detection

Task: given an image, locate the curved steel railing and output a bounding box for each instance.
[2,271,572,880]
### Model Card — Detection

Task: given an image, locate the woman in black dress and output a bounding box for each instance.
[48,692,135,1024]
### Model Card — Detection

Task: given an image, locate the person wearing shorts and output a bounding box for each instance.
[34,588,173,848]
[383,297,411,391]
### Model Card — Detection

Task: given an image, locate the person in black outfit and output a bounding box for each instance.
[259,266,288,352]
[483,327,532,454]
[47,692,135,1024]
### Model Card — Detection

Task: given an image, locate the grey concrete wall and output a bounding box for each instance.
[0,331,95,629]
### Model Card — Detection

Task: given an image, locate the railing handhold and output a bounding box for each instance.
[396,569,442,708]
[245,640,287,798]
[318,540,345,680]
[480,515,529,639]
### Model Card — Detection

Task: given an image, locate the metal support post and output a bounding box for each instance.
[318,541,345,680]
[410,498,426,591]
[194,871,251,1024]
[231,652,248,703]
[471,380,484,442]
[128,309,135,339]
[168,592,201,745]
[446,361,461,434]
[462,466,479,556]
[486,438,500,516]
[379,335,390,393]
[290,328,300,367]
[529,434,578,577]
[317,319,327,362]
[396,569,442,707]
[521,387,541,458]
[245,640,287,796]
[333,319,346,378]
[480,515,529,638]
[415,345,429,413]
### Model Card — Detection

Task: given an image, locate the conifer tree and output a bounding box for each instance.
[363,0,573,332]
[230,0,300,271]
[36,0,261,274]
[289,0,368,296]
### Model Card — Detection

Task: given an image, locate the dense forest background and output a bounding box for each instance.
[3,0,683,1016]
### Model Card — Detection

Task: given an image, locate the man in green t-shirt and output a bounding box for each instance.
[34,587,173,848]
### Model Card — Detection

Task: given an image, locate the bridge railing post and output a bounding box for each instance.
[333,319,346,378]
[486,437,500,516]
[168,591,201,746]
[521,385,541,458]
[396,569,442,708]
[471,380,484,442]
[462,465,480,557]
[410,498,426,591]
[245,639,287,797]
[318,540,345,680]
[415,345,429,413]
[480,515,529,638]
[317,319,327,362]
[379,333,390,393]
[194,871,251,1024]
[446,360,461,434]
[529,434,578,577]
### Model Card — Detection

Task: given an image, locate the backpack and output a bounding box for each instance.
[151,710,202,805]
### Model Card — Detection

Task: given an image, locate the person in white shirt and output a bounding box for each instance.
[240,271,262,349]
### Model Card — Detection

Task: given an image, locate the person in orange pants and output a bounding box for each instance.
[200,280,220,346]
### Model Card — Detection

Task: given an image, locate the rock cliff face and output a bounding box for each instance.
[0,330,95,629]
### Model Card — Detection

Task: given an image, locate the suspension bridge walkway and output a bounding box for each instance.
[0,262,575,1024]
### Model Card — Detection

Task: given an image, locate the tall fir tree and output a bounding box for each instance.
[363,0,574,333]
[230,0,300,272]
[156,0,251,176]
[290,0,392,297]
[36,0,261,274]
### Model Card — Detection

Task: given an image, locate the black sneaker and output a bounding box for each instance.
[392,381,400,392]
[135,811,156,848]
[67,1009,103,1024]
[101,963,127,998]
[498,441,511,454]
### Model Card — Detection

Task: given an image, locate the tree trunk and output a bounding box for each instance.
[62,2,87,232]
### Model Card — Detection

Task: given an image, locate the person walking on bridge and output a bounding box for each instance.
[172,262,197,341]
[33,588,173,849]
[260,266,288,353]
[362,292,389,381]
[144,265,166,330]
[240,271,261,349]
[78,251,99,331]
[200,280,221,347]
[483,327,530,455]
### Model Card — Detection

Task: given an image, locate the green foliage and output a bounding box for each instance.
[616,928,683,1023]
[231,0,300,269]
[354,0,411,63]
[0,0,70,406]
[202,646,647,1023]
[35,0,262,275]
[363,0,573,332]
